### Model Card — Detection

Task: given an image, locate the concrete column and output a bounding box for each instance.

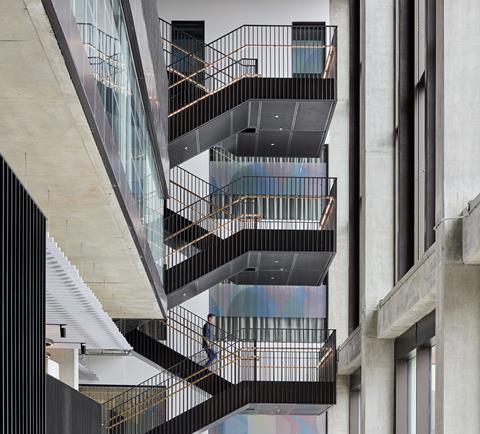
[359,0,395,432]
[327,0,350,433]
[434,1,480,434]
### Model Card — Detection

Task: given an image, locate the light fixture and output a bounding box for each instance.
[274,115,279,118]
[46,322,68,339]
[274,260,279,263]
[280,268,284,271]
[184,146,188,150]
[279,127,283,131]
[270,277,275,280]
[270,143,275,146]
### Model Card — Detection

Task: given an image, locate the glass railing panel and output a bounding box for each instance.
[69,0,165,281]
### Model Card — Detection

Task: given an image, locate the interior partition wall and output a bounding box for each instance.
[1,154,46,434]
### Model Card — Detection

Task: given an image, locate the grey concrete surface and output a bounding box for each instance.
[338,326,361,375]
[327,1,350,432]
[359,0,396,432]
[463,194,480,264]
[435,1,480,432]
[0,0,161,318]
[377,246,437,339]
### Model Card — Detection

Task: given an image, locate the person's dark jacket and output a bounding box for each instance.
[202,322,214,348]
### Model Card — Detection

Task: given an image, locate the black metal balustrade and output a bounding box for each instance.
[164,176,336,303]
[131,305,237,361]
[159,21,337,141]
[102,326,336,434]
[167,166,227,216]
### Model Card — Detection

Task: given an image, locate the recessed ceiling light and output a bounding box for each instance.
[184,146,188,150]
[183,293,186,297]
[270,143,275,146]
[280,268,284,271]
[274,260,279,263]
[274,115,279,118]
[279,127,283,131]
[271,277,275,280]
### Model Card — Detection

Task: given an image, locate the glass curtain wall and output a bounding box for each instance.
[69,0,164,279]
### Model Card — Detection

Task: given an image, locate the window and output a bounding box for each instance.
[430,345,436,433]
[407,355,417,434]
[171,21,205,78]
[292,22,326,76]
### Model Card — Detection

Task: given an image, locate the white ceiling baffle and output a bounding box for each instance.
[46,235,132,353]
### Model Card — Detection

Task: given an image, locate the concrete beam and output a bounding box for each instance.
[377,245,437,338]
[463,194,480,264]
[338,326,361,375]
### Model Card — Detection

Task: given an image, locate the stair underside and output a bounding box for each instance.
[148,380,336,434]
[126,329,232,395]
[169,77,336,166]
[166,228,335,307]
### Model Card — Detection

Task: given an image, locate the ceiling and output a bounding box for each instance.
[46,236,131,352]
[169,99,335,166]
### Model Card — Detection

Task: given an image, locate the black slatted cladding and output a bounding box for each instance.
[1,154,46,434]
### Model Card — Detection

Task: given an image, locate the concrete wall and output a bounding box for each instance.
[80,353,161,386]
[49,348,79,390]
[158,0,330,41]
[327,0,350,433]
[358,0,395,433]
[434,1,480,433]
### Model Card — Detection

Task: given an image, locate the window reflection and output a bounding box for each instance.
[430,345,436,433]
[69,0,164,281]
[408,355,417,434]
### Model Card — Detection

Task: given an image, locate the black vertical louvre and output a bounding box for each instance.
[46,375,102,434]
[1,154,46,434]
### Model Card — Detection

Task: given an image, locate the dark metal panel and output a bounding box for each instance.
[396,0,416,281]
[395,310,435,359]
[395,325,417,359]
[46,375,102,434]
[424,0,436,250]
[416,310,435,346]
[348,0,361,333]
[1,154,46,434]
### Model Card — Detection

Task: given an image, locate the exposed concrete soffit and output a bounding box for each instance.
[463,193,480,264]
[338,326,361,376]
[376,245,437,339]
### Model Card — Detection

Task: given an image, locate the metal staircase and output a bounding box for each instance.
[103,320,336,434]
[159,19,338,165]
[164,175,337,306]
